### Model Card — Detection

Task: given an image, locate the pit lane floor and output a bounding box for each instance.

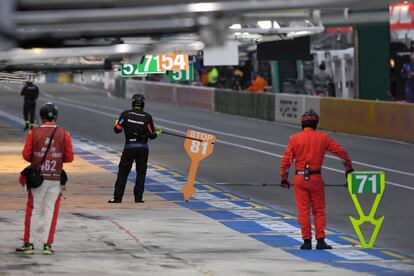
[0,82,413,265]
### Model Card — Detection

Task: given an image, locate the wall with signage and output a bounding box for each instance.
[117,79,414,143]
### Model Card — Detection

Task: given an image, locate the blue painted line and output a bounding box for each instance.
[101,165,119,171]
[74,150,93,156]
[199,210,245,220]
[222,221,270,233]
[286,249,343,261]
[176,202,212,209]
[157,192,231,201]
[252,235,304,247]
[146,176,188,183]
[81,155,105,161]
[222,220,301,233]
[146,185,177,192]
[90,160,113,166]
[252,234,353,248]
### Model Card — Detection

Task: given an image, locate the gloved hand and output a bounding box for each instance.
[19,175,26,187]
[156,129,162,137]
[343,160,354,177]
[345,168,354,177]
[281,179,290,189]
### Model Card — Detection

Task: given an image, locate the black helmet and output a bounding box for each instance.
[40,102,58,121]
[132,94,145,109]
[301,109,319,130]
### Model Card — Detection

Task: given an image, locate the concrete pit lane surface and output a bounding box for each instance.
[0,83,413,275]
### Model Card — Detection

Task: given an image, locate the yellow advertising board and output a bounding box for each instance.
[320,98,414,143]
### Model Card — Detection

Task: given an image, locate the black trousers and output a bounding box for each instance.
[113,147,149,201]
[23,101,36,125]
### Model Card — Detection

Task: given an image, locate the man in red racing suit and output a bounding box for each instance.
[17,102,74,255]
[280,109,353,250]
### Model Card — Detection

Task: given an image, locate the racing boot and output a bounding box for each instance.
[135,197,144,203]
[16,243,34,254]
[316,238,332,250]
[108,198,122,203]
[43,244,54,255]
[23,121,30,131]
[300,239,312,250]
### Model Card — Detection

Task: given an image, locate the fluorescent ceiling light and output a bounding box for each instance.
[229,24,242,29]
[257,20,272,29]
[287,31,311,38]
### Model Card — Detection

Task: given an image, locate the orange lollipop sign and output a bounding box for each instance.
[183,130,216,200]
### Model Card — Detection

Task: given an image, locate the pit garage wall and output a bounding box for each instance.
[119,79,414,143]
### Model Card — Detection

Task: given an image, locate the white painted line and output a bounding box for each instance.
[29,96,414,192]
[49,94,414,178]
[0,84,16,92]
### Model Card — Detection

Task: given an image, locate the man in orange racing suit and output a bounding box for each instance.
[280,109,353,250]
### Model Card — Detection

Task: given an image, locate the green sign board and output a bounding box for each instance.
[138,55,166,74]
[347,171,385,248]
[121,55,166,77]
[168,63,194,82]
[121,64,147,77]
[349,172,383,194]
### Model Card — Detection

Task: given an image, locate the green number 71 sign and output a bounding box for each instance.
[348,171,385,248]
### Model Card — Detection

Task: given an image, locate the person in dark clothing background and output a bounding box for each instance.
[20,81,39,130]
[108,94,161,203]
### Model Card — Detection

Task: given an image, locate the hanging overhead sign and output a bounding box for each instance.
[121,54,190,77]
[168,63,194,82]
[158,53,189,71]
[390,3,414,30]
[121,64,147,77]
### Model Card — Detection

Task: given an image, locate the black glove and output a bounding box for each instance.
[281,179,290,189]
[345,168,354,177]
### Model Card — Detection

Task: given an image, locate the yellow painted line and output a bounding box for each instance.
[325,230,335,235]
[381,250,407,259]
[339,236,359,245]
[152,165,167,171]
[223,193,242,201]
[169,171,182,177]
[274,211,296,220]
[246,202,269,209]
[203,185,220,192]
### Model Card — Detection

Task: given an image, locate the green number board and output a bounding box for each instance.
[168,63,194,82]
[122,55,166,77]
[349,171,384,194]
[121,64,147,77]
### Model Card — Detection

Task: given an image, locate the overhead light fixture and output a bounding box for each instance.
[273,21,281,29]
[32,48,43,54]
[287,31,312,38]
[229,24,242,29]
[257,20,272,29]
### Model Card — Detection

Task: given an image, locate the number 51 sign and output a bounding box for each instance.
[348,171,385,248]
[182,130,216,200]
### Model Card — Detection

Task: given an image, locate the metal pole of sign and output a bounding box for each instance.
[161,130,219,144]
[216,183,347,187]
